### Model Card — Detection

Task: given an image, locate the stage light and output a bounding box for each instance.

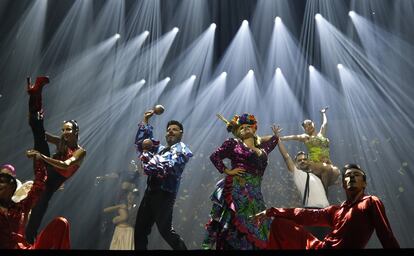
[143,31,150,36]
[315,13,322,20]
[309,65,315,72]
[275,16,282,24]
[242,20,249,27]
[221,72,227,77]
[190,75,196,80]
[114,33,121,39]
[276,67,281,74]
[166,77,171,82]
[337,63,343,69]
[172,27,179,33]
[248,69,254,75]
[139,79,146,84]
[349,11,356,17]
[210,23,216,29]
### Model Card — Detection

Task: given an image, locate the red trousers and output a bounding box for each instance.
[267,218,323,249]
[33,217,71,249]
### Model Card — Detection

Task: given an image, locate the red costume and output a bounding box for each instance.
[266,195,399,249]
[0,161,70,249]
[53,148,80,179]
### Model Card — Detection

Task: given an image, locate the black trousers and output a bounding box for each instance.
[134,189,187,250]
[25,113,66,244]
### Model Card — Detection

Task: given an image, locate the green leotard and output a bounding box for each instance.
[304,134,331,163]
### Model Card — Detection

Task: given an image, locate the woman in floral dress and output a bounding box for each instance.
[203,113,281,249]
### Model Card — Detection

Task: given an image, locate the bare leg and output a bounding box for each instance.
[309,162,340,189]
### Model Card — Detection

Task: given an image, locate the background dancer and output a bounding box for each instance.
[24,76,86,244]
[280,107,340,191]
[0,162,70,249]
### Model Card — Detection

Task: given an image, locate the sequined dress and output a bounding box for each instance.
[203,136,279,249]
[304,134,331,164]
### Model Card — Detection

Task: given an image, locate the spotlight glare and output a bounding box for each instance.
[210,23,216,29]
[337,64,343,69]
[315,13,322,20]
[172,27,179,33]
[114,33,121,39]
[139,79,146,84]
[309,65,315,72]
[276,67,281,74]
[275,16,282,24]
[248,69,254,75]
[144,31,150,36]
[221,72,227,77]
[242,20,249,27]
[349,11,355,17]
[166,77,171,82]
[190,75,196,80]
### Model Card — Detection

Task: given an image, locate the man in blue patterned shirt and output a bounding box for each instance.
[133,109,193,250]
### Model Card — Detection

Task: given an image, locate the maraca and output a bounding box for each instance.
[153,104,165,115]
[142,138,154,151]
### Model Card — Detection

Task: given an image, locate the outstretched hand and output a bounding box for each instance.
[26,149,41,160]
[271,124,282,137]
[320,106,328,114]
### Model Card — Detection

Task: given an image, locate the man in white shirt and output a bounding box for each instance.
[276,137,339,238]
[277,139,331,208]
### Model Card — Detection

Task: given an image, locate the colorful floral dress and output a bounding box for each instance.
[203,136,279,249]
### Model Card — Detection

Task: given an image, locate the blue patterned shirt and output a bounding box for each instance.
[135,122,192,194]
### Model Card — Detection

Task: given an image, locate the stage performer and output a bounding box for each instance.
[0,163,70,249]
[202,113,280,250]
[253,164,400,249]
[24,76,86,244]
[280,107,339,191]
[134,107,192,250]
[104,188,139,250]
[277,128,331,208]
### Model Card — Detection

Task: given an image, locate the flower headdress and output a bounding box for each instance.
[216,113,257,134]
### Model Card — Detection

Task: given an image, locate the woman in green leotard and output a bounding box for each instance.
[280,107,340,191]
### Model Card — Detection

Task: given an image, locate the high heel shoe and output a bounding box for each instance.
[27,76,49,95]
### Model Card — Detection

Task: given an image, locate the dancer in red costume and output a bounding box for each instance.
[0,163,70,249]
[253,163,400,249]
[24,76,86,244]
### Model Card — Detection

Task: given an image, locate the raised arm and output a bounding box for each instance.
[280,134,308,142]
[267,124,295,171]
[258,124,280,155]
[370,197,400,248]
[135,110,160,155]
[319,107,328,137]
[45,132,61,145]
[278,140,296,173]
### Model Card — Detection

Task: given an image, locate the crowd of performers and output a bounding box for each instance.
[0,76,400,250]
